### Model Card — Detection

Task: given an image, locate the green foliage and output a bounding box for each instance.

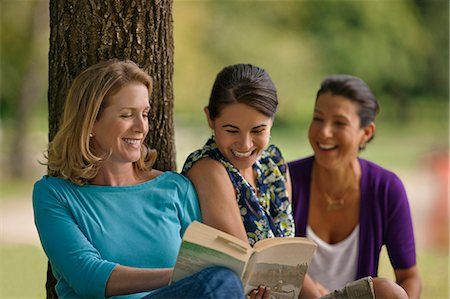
[2,0,448,125]
[1,1,49,120]
[2,0,448,122]
[1,2,34,118]
[300,2,430,90]
[173,0,448,124]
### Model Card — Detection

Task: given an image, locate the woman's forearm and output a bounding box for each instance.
[299,274,322,298]
[398,276,421,299]
[395,266,421,299]
[105,265,172,297]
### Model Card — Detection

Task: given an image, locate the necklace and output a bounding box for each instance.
[326,198,345,210]
[322,191,346,211]
[312,175,358,211]
[312,162,361,211]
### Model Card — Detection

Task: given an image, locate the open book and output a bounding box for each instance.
[171,221,317,299]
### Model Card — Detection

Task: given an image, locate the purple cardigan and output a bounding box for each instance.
[288,156,416,279]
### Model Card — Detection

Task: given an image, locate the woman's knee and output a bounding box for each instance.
[372,278,408,299]
[200,266,244,296]
[201,266,243,285]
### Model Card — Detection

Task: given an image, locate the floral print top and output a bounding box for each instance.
[182,136,295,246]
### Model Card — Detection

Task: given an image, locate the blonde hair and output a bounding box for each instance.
[46,59,157,185]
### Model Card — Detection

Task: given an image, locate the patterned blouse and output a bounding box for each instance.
[182,136,295,246]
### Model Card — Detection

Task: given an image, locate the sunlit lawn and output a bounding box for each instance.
[0,245,47,298]
[378,247,449,299]
[0,244,447,298]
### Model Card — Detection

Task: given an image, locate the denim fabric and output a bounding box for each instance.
[143,267,245,299]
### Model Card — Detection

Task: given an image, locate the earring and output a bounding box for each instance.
[359,143,366,150]
[89,133,93,138]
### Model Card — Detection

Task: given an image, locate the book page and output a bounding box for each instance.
[171,241,248,282]
[243,239,316,299]
[252,236,314,252]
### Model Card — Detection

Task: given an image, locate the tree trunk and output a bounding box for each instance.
[47,0,174,297]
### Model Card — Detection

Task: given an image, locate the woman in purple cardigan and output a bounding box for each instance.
[288,75,421,298]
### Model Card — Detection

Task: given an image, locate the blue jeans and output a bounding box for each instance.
[142,266,245,299]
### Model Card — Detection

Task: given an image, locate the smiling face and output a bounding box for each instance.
[206,103,273,172]
[308,92,374,169]
[91,83,150,166]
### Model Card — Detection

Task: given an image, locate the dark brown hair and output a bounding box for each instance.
[207,64,278,119]
[316,74,380,128]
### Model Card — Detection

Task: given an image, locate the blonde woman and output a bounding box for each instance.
[33,59,244,299]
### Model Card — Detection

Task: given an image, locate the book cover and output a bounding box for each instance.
[171,221,316,299]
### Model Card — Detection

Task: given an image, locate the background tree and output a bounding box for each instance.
[46,0,175,297]
[9,1,48,178]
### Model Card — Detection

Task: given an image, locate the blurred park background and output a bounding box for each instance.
[1,0,449,298]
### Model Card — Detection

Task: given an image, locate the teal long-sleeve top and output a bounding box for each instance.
[33,172,202,299]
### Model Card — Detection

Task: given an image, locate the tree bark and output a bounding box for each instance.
[47,0,174,297]
[48,0,175,170]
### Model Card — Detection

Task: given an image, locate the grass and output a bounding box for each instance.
[0,244,447,298]
[0,179,37,203]
[378,246,449,298]
[0,245,47,298]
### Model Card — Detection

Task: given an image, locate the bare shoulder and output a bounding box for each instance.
[185,157,228,179]
[185,157,234,194]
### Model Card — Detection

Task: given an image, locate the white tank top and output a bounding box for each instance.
[306,225,359,291]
